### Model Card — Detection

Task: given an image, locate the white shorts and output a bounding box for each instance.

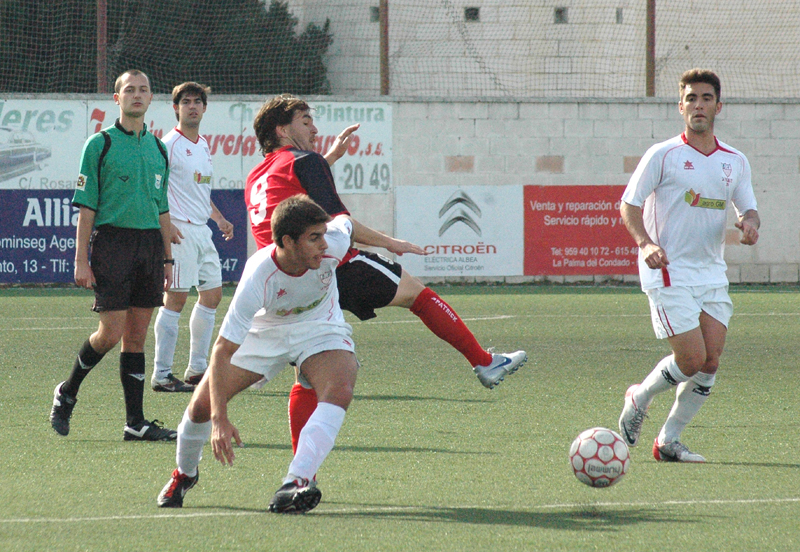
[645,284,733,339]
[230,320,355,383]
[169,220,222,292]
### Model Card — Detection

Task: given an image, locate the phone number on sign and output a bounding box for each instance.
[335,162,391,193]
[552,246,638,256]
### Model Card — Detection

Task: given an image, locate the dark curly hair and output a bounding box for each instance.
[253,94,310,155]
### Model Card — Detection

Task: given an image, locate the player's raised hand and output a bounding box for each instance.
[324,123,360,165]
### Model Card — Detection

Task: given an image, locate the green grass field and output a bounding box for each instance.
[1,285,799,551]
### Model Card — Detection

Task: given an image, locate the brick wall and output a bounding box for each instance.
[343,98,800,284]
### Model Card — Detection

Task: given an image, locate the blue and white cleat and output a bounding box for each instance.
[473,350,527,389]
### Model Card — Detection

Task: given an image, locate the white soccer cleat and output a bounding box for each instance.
[653,439,706,463]
[618,384,648,447]
[473,350,527,389]
[249,376,268,391]
[183,367,205,385]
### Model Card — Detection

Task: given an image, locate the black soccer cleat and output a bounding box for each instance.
[151,373,196,393]
[50,382,77,436]
[157,468,199,508]
[123,419,177,441]
[268,478,322,514]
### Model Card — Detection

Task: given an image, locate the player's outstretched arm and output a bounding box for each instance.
[324,123,360,166]
[350,218,426,256]
[735,209,760,245]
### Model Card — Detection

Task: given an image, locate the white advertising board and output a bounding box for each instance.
[0,98,391,193]
[395,185,524,278]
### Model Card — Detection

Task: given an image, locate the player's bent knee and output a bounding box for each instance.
[187,394,212,423]
[390,270,425,308]
[318,385,354,410]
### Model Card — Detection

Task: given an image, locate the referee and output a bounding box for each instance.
[50,69,178,441]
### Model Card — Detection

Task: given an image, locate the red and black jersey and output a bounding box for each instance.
[245,146,350,249]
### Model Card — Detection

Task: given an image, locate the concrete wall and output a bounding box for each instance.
[291,0,800,99]
[341,97,800,284]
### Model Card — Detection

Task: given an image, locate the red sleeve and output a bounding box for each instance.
[245,147,349,249]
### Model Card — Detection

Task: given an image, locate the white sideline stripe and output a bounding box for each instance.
[2,497,798,524]
[360,312,800,325]
[2,311,799,331]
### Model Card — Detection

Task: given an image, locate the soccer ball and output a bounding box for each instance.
[569,427,630,488]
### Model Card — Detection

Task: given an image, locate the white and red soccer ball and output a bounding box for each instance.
[569,427,630,488]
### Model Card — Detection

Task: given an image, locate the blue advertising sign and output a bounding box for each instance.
[0,189,246,285]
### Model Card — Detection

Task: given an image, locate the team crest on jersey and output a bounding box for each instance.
[77,174,86,189]
[721,163,732,177]
[684,160,694,170]
[277,288,287,298]
[154,174,163,189]
[186,149,193,156]
[319,268,333,286]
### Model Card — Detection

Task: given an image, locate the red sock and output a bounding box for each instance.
[288,383,319,454]
[410,287,492,367]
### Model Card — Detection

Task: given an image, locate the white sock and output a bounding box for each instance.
[176,409,211,478]
[153,307,181,381]
[634,354,689,409]
[285,402,346,483]
[659,371,716,444]
[188,303,216,374]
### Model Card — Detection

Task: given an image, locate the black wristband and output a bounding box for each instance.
[164,259,175,265]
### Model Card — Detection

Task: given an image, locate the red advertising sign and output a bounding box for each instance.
[524,185,638,275]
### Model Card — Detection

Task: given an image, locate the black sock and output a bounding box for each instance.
[120,352,145,427]
[62,339,105,397]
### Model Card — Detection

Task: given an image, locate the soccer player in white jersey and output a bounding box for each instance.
[618,69,760,463]
[152,82,234,392]
[158,195,360,513]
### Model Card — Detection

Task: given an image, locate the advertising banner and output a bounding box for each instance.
[0,99,391,193]
[0,189,247,285]
[395,185,524,277]
[523,185,638,275]
[0,98,389,283]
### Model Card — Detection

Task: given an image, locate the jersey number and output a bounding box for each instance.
[249,175,268,225]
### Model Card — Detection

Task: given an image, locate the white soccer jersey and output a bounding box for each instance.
[219,216,353,345]
[162,128,214,224]
[622,133,758,290]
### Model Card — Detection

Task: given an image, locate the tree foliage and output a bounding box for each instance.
[0,0,333,94]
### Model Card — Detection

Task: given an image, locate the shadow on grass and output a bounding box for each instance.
[707,461,800,469]
[320,504,705,531]
[250,390,491,404]
[241,442,493,455]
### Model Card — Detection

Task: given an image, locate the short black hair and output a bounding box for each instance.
[114,69,150,93]
[680,68,721,101]
[172,82,210,106]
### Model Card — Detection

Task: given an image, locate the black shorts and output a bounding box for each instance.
[90,226,165,312]
[336,251,403,320]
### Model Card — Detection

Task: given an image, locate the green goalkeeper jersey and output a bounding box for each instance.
[73,120,170,229]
